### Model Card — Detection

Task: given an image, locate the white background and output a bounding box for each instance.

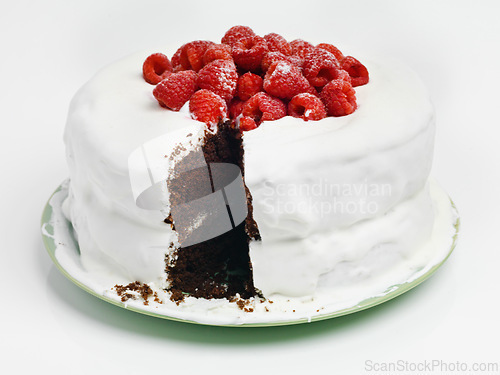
[1,0,499,374]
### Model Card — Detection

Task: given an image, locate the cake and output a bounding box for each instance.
[62,26,454,317]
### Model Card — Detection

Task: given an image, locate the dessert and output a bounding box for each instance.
[61,26,454,318]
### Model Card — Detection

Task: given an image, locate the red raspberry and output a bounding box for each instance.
[290,39,315,58]
[341,56,369,87]
[316,43,345,63]
[303,49,341,89]
[261,51,303,72]
[239,116,258,132]
[263,61,313,100]
[142,53,173,85]
[320,78,357,117]
[203,44,232,66]
[153,70,197,111]
[189,89,228,127]
[172,65,184,73]
[232,36,269,72]
[228,98,245,119]
[185,41,215,71]
[170,44,184,71]
[197,59,238,102]
[170,41,214,72]
[221,25,256,46]
[288,55,305,70]
[236,72,263,101]
[264,33,292,55]
[261,52,287,72]
[337,69,352,83]
[242,92,286,124]
[288,93,327,121]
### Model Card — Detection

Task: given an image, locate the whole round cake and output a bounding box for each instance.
[61,26,456,320]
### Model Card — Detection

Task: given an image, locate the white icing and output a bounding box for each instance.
[243,59,436,296]
[63,50,437,302]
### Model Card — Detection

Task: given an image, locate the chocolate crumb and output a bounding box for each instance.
[113,281,162,306]
[163,214,176,230]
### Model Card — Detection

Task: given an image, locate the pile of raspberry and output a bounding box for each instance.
[143,26,369,132]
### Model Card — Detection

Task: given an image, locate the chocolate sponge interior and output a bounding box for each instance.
[165,121,260,301]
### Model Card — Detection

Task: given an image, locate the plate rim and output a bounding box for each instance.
[41,181,460,327]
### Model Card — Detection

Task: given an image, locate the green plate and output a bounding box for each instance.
[41,181,460,327]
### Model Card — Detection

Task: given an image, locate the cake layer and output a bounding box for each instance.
[63,50,435,298]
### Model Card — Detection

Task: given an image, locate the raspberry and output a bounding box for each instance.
[236,72,263,101]
[261,52,286,72]
[316,43,345,63]
[221,25,256,46]
[264,33,292,55]
[288,93,326,121]
[197,59,238,102]
[288,55,305,70]
[337,69,352,83]
[171,44,184,71]
[173,41,215,72]
[153,70,197,111]
[228,98,245,119]
[185,41,215,71]
[142,53,173,85]
[189,89,228,127]
[263,61,313,100]
[203,44,232,66]
[232,36,269,72]
[341,56,369,87]
[242,92,286,124]
[290,39,315,58]
[239,116,258,132]
[261,51,303,72]
[170,41,214,72]
[320,78,357,117]
[172,65,184,73]
[303,49,341,88]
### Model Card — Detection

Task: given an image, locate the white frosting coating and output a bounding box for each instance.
[243,60,436,296]
[63,50,436,300]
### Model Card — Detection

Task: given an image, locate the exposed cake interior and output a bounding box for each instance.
[165,121,260,301]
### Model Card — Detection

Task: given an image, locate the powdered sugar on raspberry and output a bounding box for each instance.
[216,70,236,93]
[274,62,291,75]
